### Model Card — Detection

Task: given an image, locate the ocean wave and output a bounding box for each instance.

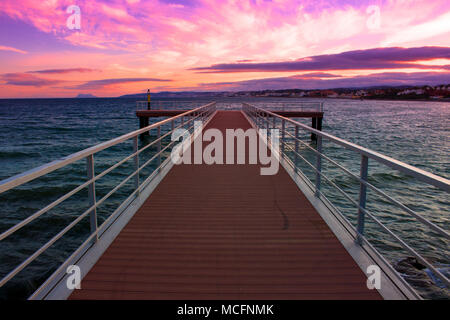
[0,151,41,159]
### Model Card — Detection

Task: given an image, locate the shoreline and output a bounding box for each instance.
[0,96,449,103]
[300,96,450,103]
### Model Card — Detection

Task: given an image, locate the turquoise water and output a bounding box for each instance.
[0,97,448,299]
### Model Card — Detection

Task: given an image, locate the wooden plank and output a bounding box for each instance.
[70,111,381,300]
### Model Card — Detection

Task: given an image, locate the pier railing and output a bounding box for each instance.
[0,102,216,297]
[136,100,214,110]
[243,103,449,289]
[252,101,323,112]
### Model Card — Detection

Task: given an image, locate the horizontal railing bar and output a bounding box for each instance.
[1,109,208,242]
[282,130,449,239]
[0,102,215,194]
[244,103,450,192]
[282,136,449,287]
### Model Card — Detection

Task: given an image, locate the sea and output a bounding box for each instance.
[0,97,448,299]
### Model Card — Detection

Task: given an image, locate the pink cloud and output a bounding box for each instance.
[1,73,63,87]
[0,45,27,54]
[66,77,172,90]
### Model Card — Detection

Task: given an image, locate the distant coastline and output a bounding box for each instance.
[1,84,449,101]
[120,84,450,102]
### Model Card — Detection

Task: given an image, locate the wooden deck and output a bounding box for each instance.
[70,111,381,300]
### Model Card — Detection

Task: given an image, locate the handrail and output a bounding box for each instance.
[0,102,216,194]
[0,102,217,295]
[243,102,449,290]
[253,101,323,112]
[281,129,449,238]
[243,103,450,192]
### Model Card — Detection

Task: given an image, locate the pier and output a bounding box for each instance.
[0,102,448,300]
[70,111,377,300]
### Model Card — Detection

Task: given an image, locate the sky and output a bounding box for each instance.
[0,0,449,98]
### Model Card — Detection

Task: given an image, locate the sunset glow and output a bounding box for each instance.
[0,0,449,98]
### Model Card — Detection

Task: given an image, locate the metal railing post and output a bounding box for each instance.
[157,126,162,167]
[86,154,98,242]
[315,135,322,197]
[281,119,285,156]
[259,112,262,128]
[356,155,369,245]
[294,125,299,173]
[133,136,139,194]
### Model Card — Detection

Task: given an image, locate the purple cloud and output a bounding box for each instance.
[1,73,63,87]
[192,71,450,91]
[67,77,173,90]
[294,72,342,78]
[28,68,98,74]
[191,46,450,73]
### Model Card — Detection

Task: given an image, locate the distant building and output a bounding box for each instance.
[397,89,424,95]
